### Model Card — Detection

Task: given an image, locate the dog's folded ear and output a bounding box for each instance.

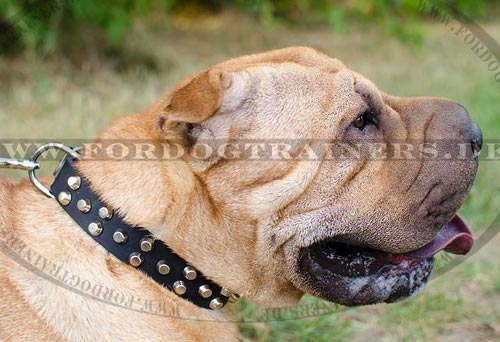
[158,68,231,140]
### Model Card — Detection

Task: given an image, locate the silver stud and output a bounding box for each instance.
[228,293,240,303]
[67,176,81,190]
[157,260,171,275]
[198,285,212,298]
[173,281,187,295]
[220,287,233,297]
[57,191,72,206]
[98,206,113,220]
[88,222,103,236]
[77,199,91,213]
[113,229,128,244]
[140,236,155,252]
[209,297,224,310]
[183,266,197,280]
[129,252,143,267]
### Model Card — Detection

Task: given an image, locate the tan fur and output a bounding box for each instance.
[0,47,478,341]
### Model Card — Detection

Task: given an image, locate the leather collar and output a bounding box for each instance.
[51,156,237,310]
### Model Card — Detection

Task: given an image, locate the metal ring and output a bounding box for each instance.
[29,143,81,199]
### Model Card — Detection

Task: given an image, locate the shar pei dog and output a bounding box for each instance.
[0,47,481,341]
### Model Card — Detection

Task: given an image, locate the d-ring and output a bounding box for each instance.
[29,143,81,198]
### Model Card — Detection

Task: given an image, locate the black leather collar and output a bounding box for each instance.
[51,156,236,310]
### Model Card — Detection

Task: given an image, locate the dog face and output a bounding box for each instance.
[148,47,480,307]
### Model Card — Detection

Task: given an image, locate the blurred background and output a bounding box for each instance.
[0,1,499,341]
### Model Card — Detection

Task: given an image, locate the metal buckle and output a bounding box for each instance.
[28,143,81,199]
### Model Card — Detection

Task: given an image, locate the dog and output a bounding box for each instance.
[0,47,481,341]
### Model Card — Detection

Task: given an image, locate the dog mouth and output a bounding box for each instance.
[298,215,473,306]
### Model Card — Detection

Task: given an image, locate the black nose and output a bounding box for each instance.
[470,121,483,154]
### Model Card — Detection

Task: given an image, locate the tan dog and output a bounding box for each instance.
[0,47,481,341]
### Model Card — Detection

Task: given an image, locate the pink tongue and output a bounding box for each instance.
[405,215,473,259]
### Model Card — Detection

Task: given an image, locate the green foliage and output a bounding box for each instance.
[0,0,172,54]
[0,0,495,55]
[234,0,492,44]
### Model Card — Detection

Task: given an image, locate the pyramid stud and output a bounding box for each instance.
[88,222,103,236]
[183,266,197,280]
[173,281,187,295]
[140,236,154,252]
[113,229,128,244]
[198,285,212,298]
[77,199,91,213]
[209,297,224,310]
[67,176,81,190]
[57,191,71,206]
[129,252,143,267]
[98,206,113,220]
[157,260,170,275]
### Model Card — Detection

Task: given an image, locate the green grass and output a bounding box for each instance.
[0,14,499,341]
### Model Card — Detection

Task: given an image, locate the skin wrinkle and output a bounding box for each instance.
[418,180,442,211]
[321,81,336,114]
[273,154,327,222]
[231,70,258,113]
[335,102,370,136]
[237,166,291,193]
[437,191,458,206]
[333,75,363,130]
[273,232,297,256]
[404,106,437,193]
[402,106,437,194]
[384,101,408,139]
[193,173,223,220]
[422,109,436,142]
[338,159,367,191]
[352,73,386,125]
[405,158,425,193]
[355,86,382,119]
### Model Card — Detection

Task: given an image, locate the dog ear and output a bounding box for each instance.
[158,68,231,140]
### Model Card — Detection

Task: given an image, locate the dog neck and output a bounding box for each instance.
[73,112,302,307]
[53,155,235,310]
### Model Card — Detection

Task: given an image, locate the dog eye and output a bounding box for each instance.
[352,109,378,132]
[353,113,368,131]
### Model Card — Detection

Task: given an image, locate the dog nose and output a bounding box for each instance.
[469,121,483,154]
[455,104,482,155]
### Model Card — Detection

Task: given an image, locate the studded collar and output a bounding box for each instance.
[51,155,238,310]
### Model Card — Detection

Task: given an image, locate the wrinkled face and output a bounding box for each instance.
[162,47,481,306]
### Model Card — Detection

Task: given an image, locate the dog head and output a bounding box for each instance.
[91,47,481,308]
